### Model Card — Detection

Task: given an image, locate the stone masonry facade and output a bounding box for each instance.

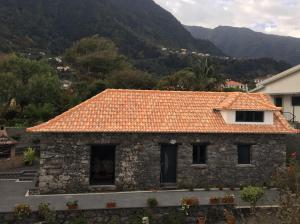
[39,133,286,194]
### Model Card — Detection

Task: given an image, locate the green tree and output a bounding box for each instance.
[105,69,156,90]
[65,36,129,77]
[157,58,224,91]
[0,54,67,126]
[157,68,196,90]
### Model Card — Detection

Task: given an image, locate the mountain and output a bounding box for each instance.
[0,0,224,58]
[186,25,300,65]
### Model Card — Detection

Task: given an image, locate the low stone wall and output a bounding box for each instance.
[0,155,23,172]
[0,205,233,224]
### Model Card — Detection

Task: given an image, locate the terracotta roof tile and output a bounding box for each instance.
[27,89,298,134]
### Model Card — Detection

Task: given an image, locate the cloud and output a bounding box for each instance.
[153,0,300,37]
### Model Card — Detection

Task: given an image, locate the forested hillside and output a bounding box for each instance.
[0,0,223,58]
[186,25,300,65]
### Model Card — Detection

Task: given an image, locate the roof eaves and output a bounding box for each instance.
[258,65,300,86]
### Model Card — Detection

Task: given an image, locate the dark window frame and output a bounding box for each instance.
[89,144,116,185]
[274,96,283,107]
[192,144,207,164]
[236,111,264,122]
[292,96,300,106]
[237,144,251,164]
[0,145,11,160]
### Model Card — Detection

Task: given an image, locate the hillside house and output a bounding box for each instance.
[224,80,248,92]
[251,65,300,124]
[28,89,297,194]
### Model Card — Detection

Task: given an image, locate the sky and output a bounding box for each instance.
[153,0,300,38]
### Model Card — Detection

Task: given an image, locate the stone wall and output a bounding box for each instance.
[0,205,233,224]
[38,133,286,194]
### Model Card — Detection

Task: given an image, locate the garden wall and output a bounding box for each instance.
[0,205,234,224]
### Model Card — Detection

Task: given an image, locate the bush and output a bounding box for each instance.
[161,211,185,224]
[44,211,57,224]
[147,198,158,208]
[23,147,36,166]
[241,186,264,207]
[70,217,88,224]
[128,210,153,224]
[14,203,31,219]
[38,202,51,219]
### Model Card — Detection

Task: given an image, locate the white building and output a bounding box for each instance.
[251,65,300,123]
[224,80,248,92]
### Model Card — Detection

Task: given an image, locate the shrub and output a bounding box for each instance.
[66,200,78,209]
[128,210,153,224]
[14,203,31,219]
[70,216,88,224]
[241,186,264,207]
[44,211,57,224]
[161,211,185,224]
[147,198,158,208]
[38,202,51,219]
[23,147,36,166]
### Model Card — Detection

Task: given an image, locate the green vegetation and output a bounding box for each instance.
[64,36,130,77]
[0,54,68,126]
[14,203,32,220]
[0,34,290,127]
[158,58,223,91]
[0,0,222,57]
[147,197,158,208]
[240,186,264,208]
[23,147,36,166]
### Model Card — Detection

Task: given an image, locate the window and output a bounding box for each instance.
[292,96,300,106]
[90,145,115,185]
[0,145,11,159]
[236,111,264,122]
[237,145,251,164]
[193,144,207,164]
[274,97,283,107]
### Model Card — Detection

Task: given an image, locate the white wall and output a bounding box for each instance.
[221,110,274,125]
[258,71,300,94]
[270,95,300,122]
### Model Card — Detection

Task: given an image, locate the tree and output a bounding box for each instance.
[240,186,264,213]
[64,36,129,77]
[105,69,156,90]
[0,55,67,126]
[157,68,196,91]
[157,58,224,91]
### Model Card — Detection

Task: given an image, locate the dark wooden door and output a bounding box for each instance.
[161,144,177,184]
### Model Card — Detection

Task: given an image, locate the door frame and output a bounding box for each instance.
[160,144,178,185]
[89,144,116,185]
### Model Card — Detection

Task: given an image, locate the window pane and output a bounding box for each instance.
[193,145,206,164]
[236,111,264,122]
[275,97,283,107]
[0,145,11,159]
[292,96,300,106]
[238,145,251,164]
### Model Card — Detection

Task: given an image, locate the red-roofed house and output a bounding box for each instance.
[28,89,297,193]
[224,80,248,92]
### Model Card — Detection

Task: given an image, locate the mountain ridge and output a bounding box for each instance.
[186,25,300,65]
[0,0,224,58]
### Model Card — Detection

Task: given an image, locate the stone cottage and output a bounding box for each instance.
[27,89,298,194]
[0,127,18,171]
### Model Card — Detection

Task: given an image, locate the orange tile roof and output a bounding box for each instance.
[27,89,298,134]
[226,80,244,86]
[214,92,281,111]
